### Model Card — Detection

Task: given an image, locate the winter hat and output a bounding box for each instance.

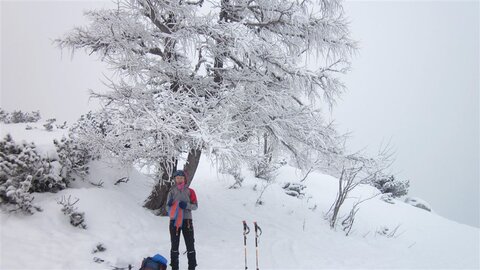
[172,170,186,178]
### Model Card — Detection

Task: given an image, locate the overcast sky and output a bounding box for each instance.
[335,0,479,228]
[1,0,478,227]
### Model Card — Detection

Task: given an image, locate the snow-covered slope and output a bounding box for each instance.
[1,123,479,269]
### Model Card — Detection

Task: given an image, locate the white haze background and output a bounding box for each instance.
[0,0,478,227]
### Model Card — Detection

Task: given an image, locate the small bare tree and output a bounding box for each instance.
[376,224,403,238]
[57,195,87,229]
[326,146,393,230]
[326,163,363,229]
[340,193,380,236]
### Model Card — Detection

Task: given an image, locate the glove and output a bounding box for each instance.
[179,201,188,209]
[167,198,174,207]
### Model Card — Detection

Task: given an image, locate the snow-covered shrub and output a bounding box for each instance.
[57,121,68,129]
[0,134,66,214]
[93,257,105,263]
[63,112,112,157]
[250,147,286,181]
[72,112,112,139]
[57,195,87,229]
[252,156,286,181]
[52,112,103,184]
[218,162,244,189]
[43,118,56,131]
[228,169,245,189]
[372,174,409,198]
[249,134,287,181]
[283,182,306,198]
[405,197,432,212]
[0,178,35,214]
[380,193,395,204]
[0,108,9,124]
[54,137,98,184]
[24,111,41,123]
[0,108,41,124]
[92,243,106,253]
[10,110,26,123]
[70,212,87,228]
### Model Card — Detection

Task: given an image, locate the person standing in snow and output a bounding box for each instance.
[166,170,198,270]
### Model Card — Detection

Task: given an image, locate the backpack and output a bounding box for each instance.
[139,254,168,270]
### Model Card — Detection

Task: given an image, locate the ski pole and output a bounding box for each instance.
[243,220,250,270]
[254,222,262,270]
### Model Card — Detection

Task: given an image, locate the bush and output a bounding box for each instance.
[0,134,66,214]
[73,111,113,138]
[372,174,409,198]
[67,111,112,155]
[43,118,56,131]
[54,136,100,185]
[0,108,41,124]
[0,115,100,214]
[57,195,87,229]
[404,197,432,212]
[251,155,286,181]
[0,178,35,214]
[0,109,7,123]
[283,182,306,198]
[10,111,25,123]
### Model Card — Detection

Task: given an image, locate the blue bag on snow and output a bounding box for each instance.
[139,254,168,270]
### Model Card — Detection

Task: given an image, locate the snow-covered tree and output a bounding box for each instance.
[56,0,356,214]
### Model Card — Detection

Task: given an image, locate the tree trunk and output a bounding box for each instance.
[143,149,202,215]
[184,149,202,187]
[143,159,177,215]
[144,181,173,216]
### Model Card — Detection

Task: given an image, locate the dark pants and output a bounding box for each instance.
[170,219,196,270]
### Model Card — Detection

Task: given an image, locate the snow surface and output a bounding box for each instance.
[1,123,479,269]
